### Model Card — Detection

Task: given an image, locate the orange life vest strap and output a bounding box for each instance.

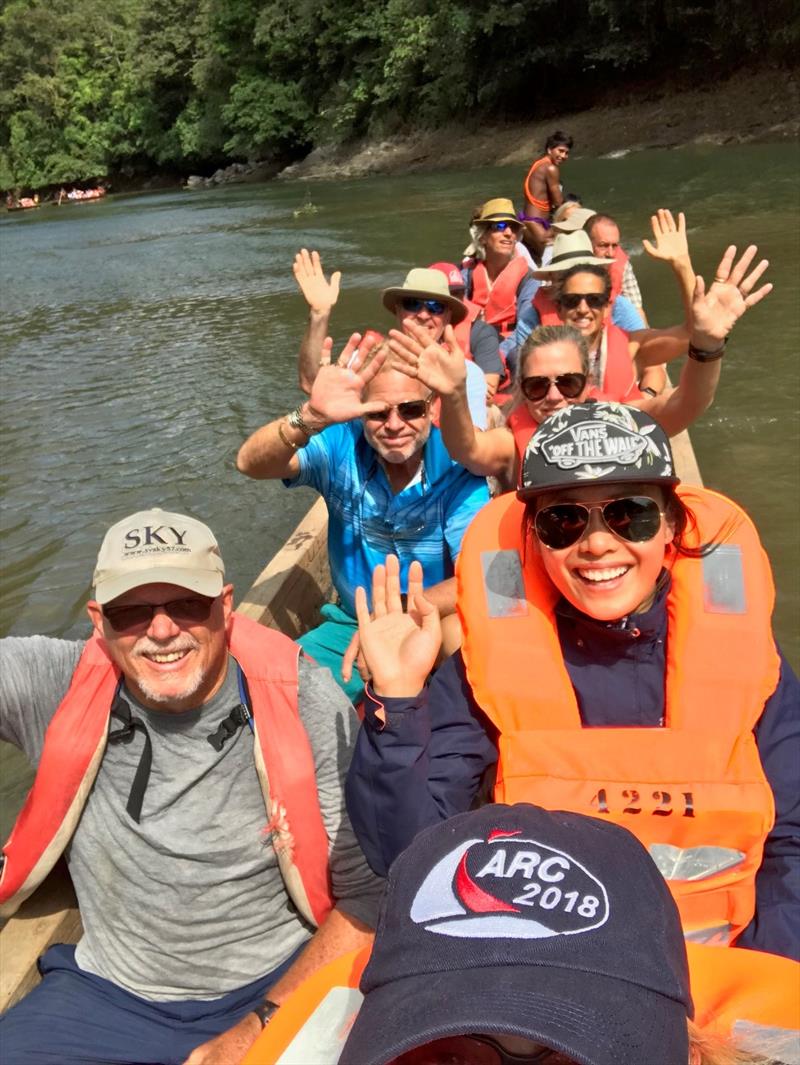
[601,322,640,403]
[230,613,334,927]
[523,156,552,213]
[0,636,118,915]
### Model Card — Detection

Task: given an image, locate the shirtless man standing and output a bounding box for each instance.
[521,131,573,260]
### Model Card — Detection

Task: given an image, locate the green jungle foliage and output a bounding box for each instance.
[1,0,797,189]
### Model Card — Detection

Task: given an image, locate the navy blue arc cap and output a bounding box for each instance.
[518,401,679,500]
[340,804,692,1065]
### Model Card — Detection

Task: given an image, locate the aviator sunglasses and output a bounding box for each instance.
[389,1033,571,1065]
[364,396,432,423]
[534,496,663,550]
[520,372,587,402]
[401,296,447,316]
[556,292,608,311]
[102,595,216,633]
[488,220,520,233]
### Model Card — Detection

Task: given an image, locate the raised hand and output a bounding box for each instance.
[293,248,341,313]
[388,320,467,396]
[354,556,441,697]
[642,209,690,265]
[690,245,772,350]
[306,333,388,424]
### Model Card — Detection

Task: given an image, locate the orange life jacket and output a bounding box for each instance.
[469,257,530,338]
[687,943,800,1058]
[609,246,627,302]
[532,286,561,326]
[243,944,800,1064]
[455,486,780,945]
[453,299,479,362]
[0,614,334,927]
[243,947,370,1065]
[523,155,553,215]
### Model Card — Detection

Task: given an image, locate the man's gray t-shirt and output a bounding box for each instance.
[0,636,383,1001]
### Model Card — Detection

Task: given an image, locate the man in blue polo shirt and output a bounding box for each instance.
[236,327,489,701]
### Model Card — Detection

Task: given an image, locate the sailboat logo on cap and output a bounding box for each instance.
[409,830,609,939]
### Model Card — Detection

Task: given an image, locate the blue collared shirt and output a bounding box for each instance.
[285,422,490,616]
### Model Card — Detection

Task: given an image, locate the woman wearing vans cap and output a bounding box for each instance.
[344,397,799,963]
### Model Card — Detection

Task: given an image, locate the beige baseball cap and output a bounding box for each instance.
[92,508,225,605]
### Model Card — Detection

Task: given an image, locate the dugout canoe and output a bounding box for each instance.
[0,435,701,1013]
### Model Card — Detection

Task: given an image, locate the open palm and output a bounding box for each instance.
[308,335,388,422]
[388,321,467,396]
[355,557,441,697]
[690,244,771,348]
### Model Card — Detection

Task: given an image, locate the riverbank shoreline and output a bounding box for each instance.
[276,68,798,183]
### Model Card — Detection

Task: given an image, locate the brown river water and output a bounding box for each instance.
[1,142,798,834]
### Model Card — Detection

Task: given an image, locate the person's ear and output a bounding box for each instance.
[86,600,105,640]
[220,584,234,624]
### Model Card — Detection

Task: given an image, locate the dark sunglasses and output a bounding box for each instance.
[401,297,446,316]
[489,220,520,233]
[102,595,216,633]
[534,496,663,550]
[556,292,608,311]
[520,372,587,402]
[364,397,432,423]
[389,1033,568,1065]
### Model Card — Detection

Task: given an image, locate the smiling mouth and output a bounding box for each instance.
[142,649,191,664]
[576,565,630,584]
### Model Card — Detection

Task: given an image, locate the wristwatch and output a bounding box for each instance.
[639,386,658,398]
[286,405,319,437]
[252,998,280,1028]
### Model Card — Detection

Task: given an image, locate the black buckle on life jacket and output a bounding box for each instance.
[207,704,249,752]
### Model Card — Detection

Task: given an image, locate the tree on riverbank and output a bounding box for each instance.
[1,0,797,191]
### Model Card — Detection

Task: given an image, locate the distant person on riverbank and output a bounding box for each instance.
[0,509,382,1065]
[236,284,490,702]
[521,131,573,258]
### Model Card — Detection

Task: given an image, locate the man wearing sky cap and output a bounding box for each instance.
[0,508,383,1065]
[237,286,491,701]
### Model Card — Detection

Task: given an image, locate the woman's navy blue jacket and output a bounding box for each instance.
[345,582,800,960]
